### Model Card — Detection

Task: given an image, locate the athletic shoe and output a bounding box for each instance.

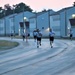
[51,46,53,48]
[37,46,39,48]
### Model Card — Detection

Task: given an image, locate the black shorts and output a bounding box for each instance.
[49,36,54,41]
[34,36,37,39]
[22,35,25,38]
[37,37,41,41]
[11,34,13,36]
[70,34,72,37]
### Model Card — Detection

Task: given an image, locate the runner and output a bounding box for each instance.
[22,32,25,41]
[36,29,42,48]
[49,28,55,48]
[69,29,73,41]
[33,30,37,42]
[11,31,13,39]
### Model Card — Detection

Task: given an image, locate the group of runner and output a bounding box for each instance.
[33,28,55,48]
[33,29,42,48]
[21,28,73,48]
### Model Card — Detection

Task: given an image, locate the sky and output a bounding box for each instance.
[0,0,75,12]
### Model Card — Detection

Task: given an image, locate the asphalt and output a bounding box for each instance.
[0,37,75,75]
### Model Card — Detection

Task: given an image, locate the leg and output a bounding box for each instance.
[50,37,52,47]
[37,38,39,48]
[50,41,53,48]
[39,38,41,46]
[34,36,36,42]
[23,36,24,41]
[37,41,39,48]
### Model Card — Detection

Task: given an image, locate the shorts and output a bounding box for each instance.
[11,34,13,36]
[70,34,72,37]
[49,36,54,41]
[34,36,37,39]
[37,37,41,41]
[22,35,25,38]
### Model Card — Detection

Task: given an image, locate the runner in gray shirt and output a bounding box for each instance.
[36,30,42,48]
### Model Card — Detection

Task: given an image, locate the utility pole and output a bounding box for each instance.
[23,7,28,42]
[36,12,37,30]
[22,7,25,41]
[4,10,6,36]
[13,5,16,36]
[65,8,67,36]
[48,10,50,31]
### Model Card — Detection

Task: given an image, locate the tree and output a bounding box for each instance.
[0,7,3,12]
[15,2,33,13]
[42,9,47,12]
[4,4,13,16]
[0,7,4,18]
[73,2,75,6]
[0,2,33,18]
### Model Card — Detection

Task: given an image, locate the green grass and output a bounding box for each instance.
[0,40,19,50]
[14,35,22,39]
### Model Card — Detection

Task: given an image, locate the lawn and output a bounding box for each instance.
[0,40,19,50]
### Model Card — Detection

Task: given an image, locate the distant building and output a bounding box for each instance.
[49,5,75,38]
[9,11,35,36]
[0,15,13,36]
[0,18,5,36]
[0,5,75,38]
[0,11,34,36]
[29,10,55,37]
[50,12,61,37]
[60,6,75,37]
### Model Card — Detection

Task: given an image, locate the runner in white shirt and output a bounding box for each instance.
[69,29,73,41]
[36,30,42,48]
[49,29,55,48]
[33,30,37,42]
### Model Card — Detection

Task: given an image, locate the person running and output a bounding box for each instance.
[11,31,13,39]
[22,32,25,41]
[33,30,37,42]
[69,29,73,41]
[36,29,42,48]
[49,28,55,48]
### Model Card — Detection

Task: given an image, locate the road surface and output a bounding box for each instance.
[0,37,75,75]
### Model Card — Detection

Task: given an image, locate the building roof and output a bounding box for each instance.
[29,11,47,19]
[50,6,73,16]
[29,9,54,19]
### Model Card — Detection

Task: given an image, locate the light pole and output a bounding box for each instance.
[48,10,50,32]
[24,17,28,42]
[65,8,67,36]
[72,14,75,18]
[67,26,70,36]
[22,7,28,42]
[35,12,37,30]
[23,7,25,33]
[13,15,15,36]
[19,28,20,36]
[4,10,6,36]
[13,5,16,36]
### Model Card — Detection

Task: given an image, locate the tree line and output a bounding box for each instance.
[0,2,33,19]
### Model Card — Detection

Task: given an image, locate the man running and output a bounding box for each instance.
[49,29,55,48]
[33,30,37,42]
[69,29,73,41]
[36,29,42,48]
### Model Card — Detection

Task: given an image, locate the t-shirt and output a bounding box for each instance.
[33,31,37,36]
[37,31,42,38]
[49,31,55,37]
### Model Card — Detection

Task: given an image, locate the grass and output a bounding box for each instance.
[14,35,22,39]
[0,40,19,50]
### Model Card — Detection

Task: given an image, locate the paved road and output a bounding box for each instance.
[0,37,75,75]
